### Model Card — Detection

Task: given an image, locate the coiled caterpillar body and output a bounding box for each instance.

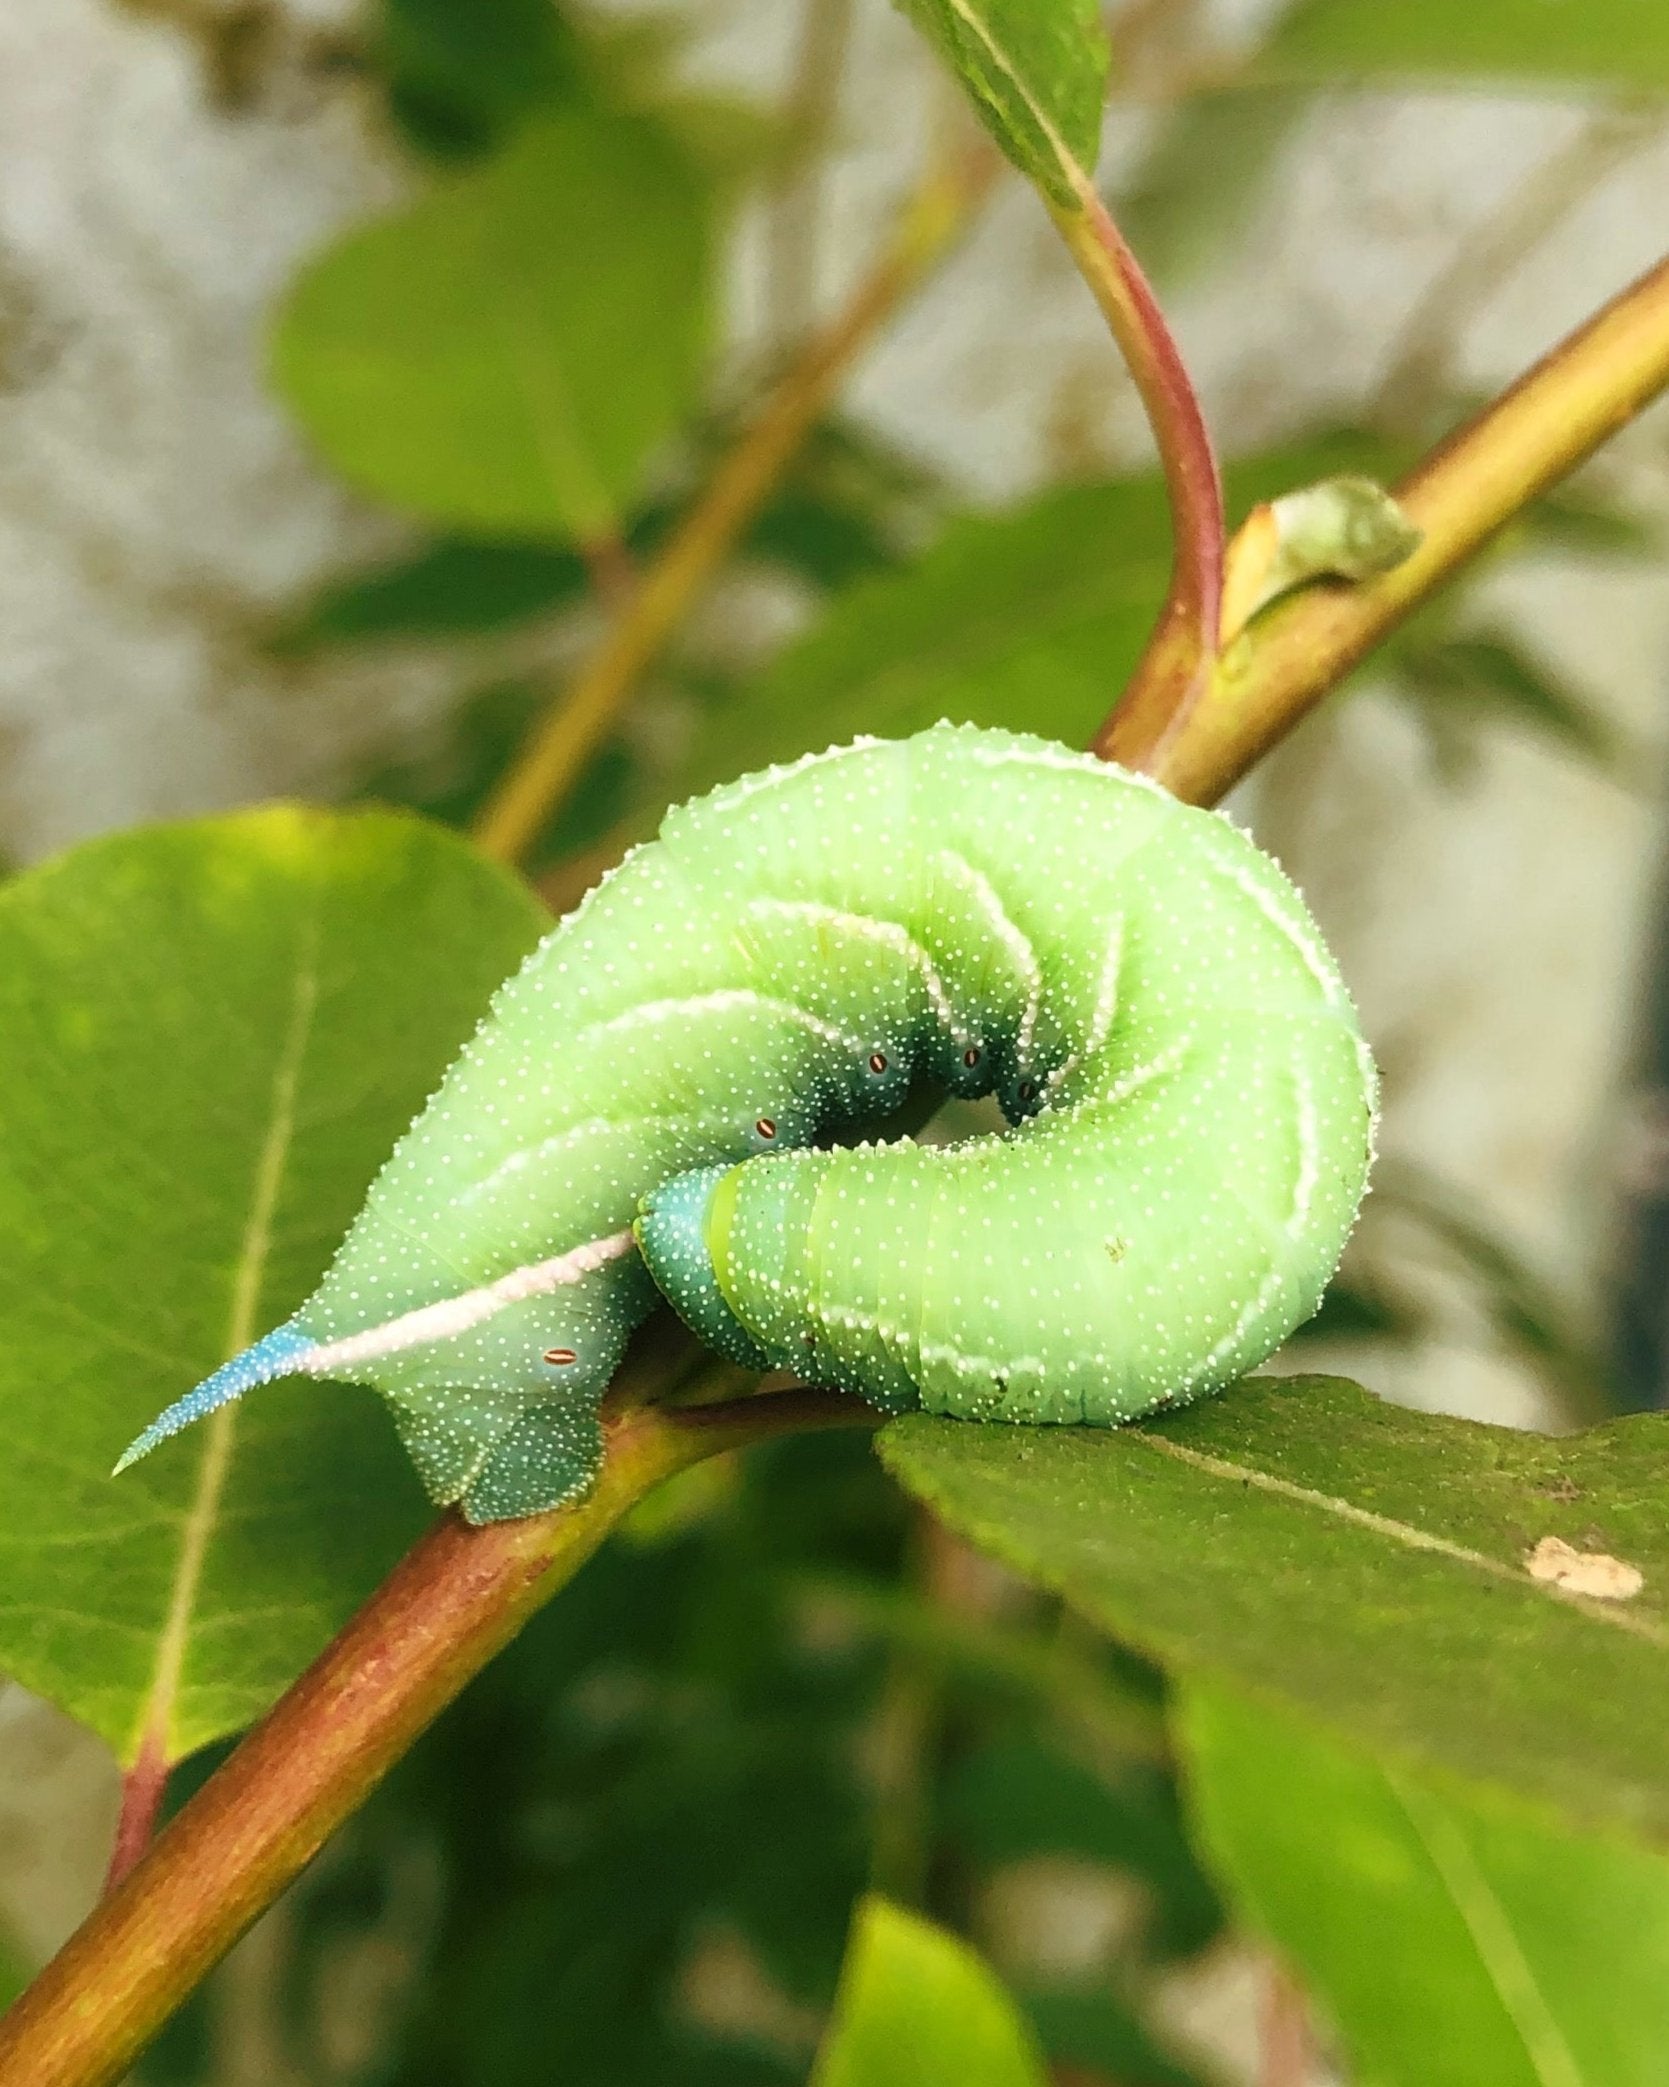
[120,724,1376,1523]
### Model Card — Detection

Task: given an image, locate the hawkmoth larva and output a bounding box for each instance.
[119,724,1376,1524]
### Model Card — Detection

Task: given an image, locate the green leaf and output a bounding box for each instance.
[1261,0,1669,88]
[382,0,587,160]
[272,109,712,542]
[675,434,1397,801]
[1390,631,1623,773]
[0,808,547,1763]
[878,1376,1669,1844]
[268,538,592,653]
[896,0,1110,205]
[1182,1679,1669,2087]
[0,1926,26,2013]
[811,1896,1049,2087]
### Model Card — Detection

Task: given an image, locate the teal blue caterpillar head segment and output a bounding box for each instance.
[635,1165,771,1370]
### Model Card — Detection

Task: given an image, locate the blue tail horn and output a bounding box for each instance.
[113,1319,318,1475]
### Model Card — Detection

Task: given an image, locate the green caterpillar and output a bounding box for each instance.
[119,723,1376,1523]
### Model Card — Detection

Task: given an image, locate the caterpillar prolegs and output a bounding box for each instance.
[119,724,1377,1524]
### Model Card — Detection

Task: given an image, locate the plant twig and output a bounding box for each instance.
[472,140,999,867]
[1050,181,1226,765]
[1104,248,1669,804]
[101,1735,170,1898]
[577,528,638,613]
[0,1379,874,2087]
[1258,1958,1315,2087]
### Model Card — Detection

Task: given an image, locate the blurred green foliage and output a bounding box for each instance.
[272,109,713,540]
[138,1432,1218,2086]
[0,1929,24,2015]
[810,1896,1049,2086]
[1184,1681,1669,2087]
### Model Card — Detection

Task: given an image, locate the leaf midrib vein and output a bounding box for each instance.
[941,0,1087,197]
[1387,1768,1589,2087]
[129,910,322,1764]
[1133,1431,1668,1648]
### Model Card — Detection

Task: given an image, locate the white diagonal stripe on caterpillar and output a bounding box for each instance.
[1289,1059,1321,1243]
[1045,914,1126,1098]
[582,987,867,1057]
[456,1102,761,1208]
[297,1229,638,1375]
[935,848,1044,1061]
[1044,1040,1191,1127]
[743,898,972,1047]
[1198,852,1348,1009]
[1189,1261,1289,1387]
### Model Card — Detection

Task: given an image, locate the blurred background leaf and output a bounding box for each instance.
[272,108,713,541]
[1260,0,1669,87]
[0,1926,24,2013]
[1386,630,1628,781]
[381,0,588,160]
[1112,1,1669,294]
[270,539,601,655]
[1183,1678,1669,2087]
[379,0,776,177]
[269,417,939,658]
[1115,87,1314,288]
[810,1895,1049,2087]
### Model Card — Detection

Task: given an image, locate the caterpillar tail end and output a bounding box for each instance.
[112,1319,319,1475]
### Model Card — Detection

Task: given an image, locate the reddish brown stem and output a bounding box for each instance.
[1258,1959,1315,2087]
[1051,183,1225,760]
[578,529,637,613]
[101,1734,170,1898]
[0,1384,873,2087]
